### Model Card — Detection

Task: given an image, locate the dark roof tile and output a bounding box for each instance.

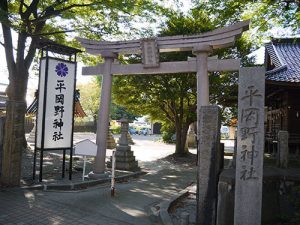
[265,38,300,83]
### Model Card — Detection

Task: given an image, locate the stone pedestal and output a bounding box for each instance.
[277,130,289,168]
[127,133,135,145]
[109,150,139,171]
[106,129,116,149]
[107,118,139,171]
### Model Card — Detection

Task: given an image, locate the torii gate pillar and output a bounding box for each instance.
[91,51,117,176]
[193,45,213,139]
[193,44,212,106]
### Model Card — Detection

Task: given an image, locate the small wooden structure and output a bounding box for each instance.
[265,38,300,153]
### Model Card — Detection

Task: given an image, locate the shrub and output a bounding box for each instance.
[111,124,121,134]
[161,124,176,144]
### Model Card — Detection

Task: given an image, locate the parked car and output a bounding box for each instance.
[129,128,138,135]
[139,128,151,135]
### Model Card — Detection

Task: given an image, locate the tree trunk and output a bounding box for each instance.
[1,3,36,186]
[175,122,189,156]
[1,68,28,186]
[1,100,26,186]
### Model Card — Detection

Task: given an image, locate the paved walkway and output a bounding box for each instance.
[0,134,197,225]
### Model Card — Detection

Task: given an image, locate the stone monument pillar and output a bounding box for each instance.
[197,105,221,225]
[108,118,139,171]
[187,123,197,148]
[277,130,289,168]
[234,67,265,225]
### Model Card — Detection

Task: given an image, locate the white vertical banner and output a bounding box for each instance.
[36,58,76,149]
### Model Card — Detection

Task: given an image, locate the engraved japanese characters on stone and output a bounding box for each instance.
[141,38,159,68]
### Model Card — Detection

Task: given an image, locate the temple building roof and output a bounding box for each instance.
[26,89,86,118]
[265,38,300,84]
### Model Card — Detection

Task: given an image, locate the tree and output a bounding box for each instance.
[110,103,139,121]
[193,0,300,42]
[0,0,160,186]
[76,80,100,128]
[113,11,255,155]
[114,73,197,155]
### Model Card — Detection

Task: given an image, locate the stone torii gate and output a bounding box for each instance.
[77,20,249,177]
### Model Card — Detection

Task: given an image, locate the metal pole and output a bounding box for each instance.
[69,56,77,180]
[39,150,44,182]
[33,147,37,179]
[39,49,50,182]
[111,150,116,196]
[82,155,86,181]
[69,147,73,180]
[62,149,66,178]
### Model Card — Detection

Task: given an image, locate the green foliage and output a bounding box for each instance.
[110,123,121,134]
[193,0,300,43]
[159,10,213,36]
[112,63,196,154]
[110,103,139,121]
[2,0,161,39]
[161,123,176,144]
[77,80,100,122]
[0,0,163,91]
[113,11,255,154]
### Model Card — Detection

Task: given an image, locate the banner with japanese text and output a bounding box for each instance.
[37,58,76,149]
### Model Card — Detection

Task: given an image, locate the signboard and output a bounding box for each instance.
[74,139,97,156]
[141,38,159,68]
[36,58,76,149]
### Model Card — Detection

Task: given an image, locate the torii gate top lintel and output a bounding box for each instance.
[77,20,250,56]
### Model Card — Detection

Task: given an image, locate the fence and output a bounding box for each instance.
[25,117,97,133]
[73,121,96,133]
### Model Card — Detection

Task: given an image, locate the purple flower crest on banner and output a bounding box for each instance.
[55,63,68,77]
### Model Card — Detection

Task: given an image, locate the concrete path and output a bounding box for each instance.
[0,134,197,225]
